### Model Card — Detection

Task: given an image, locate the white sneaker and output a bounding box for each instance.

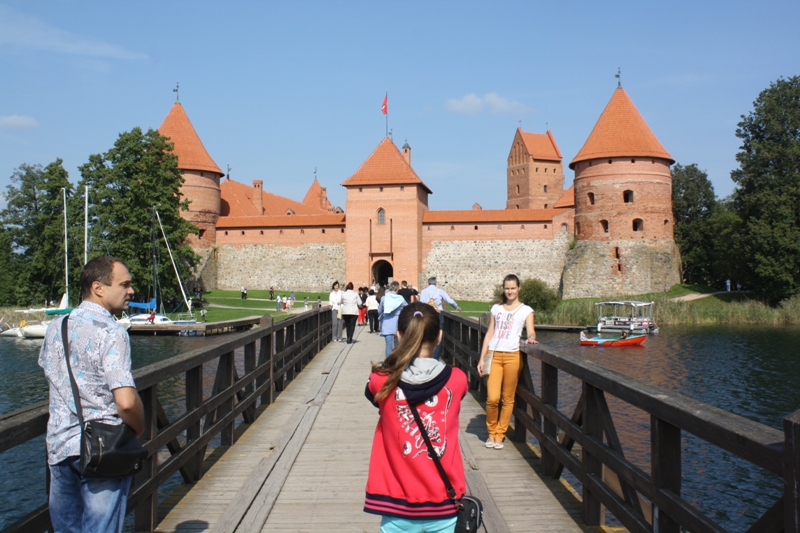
[485,438,494,448]
[493,440,505,450]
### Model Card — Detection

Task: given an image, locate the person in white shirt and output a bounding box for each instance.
[477,274,537,449]
[329,281,344,342]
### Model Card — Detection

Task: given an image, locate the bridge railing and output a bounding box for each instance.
[442,310,798,533]
[0,306,332,533]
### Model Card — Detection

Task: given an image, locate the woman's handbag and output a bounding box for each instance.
[482,351,494,377]
[337,306,343,319]
[61,316,148,479]
[408,403,483,532]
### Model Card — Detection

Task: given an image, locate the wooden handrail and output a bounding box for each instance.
[0,306,332,533]
[442,311,797,533]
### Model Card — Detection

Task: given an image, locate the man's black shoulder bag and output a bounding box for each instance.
[61,315,147,478]
[408,402,483,532]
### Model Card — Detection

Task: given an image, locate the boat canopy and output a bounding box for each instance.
[594,301,654,307]
[128,297,157,310]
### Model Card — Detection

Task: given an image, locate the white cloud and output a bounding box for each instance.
[0,6,147,61]
[0,115,38,130]
[445,93,533,116]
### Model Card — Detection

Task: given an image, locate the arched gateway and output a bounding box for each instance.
[372,261,393,287]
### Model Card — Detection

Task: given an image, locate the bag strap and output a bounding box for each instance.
[60,315,86,430]
[407,402,457,501]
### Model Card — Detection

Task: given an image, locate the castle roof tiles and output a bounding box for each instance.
[341,137,432,194]
[423,208,570,224]
[553,185,574,208]
[519,129,562,161]
[569,88,673,169]
[158,103,223,175]
[221,179,331,217]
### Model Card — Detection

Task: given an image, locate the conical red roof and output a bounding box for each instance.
[159,103,223,175]
[569,88,673,169]
[341,137,432,194]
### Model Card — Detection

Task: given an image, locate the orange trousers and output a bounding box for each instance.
[485,350,522,440]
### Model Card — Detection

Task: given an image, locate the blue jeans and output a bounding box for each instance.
[433,312,445,360]
[382,334,397,357]
[49,456,132,533]
[380,516,456,533]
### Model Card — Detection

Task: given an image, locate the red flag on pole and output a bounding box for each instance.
[381,94,388,115]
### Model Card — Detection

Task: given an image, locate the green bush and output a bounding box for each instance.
[492,278,560,313]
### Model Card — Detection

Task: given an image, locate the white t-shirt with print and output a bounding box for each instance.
[488,303,534,352]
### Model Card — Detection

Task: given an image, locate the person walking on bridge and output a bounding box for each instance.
[419,277,460,360]
[364,302,468,533]
[477,274,537,449]
[378,281,407,357]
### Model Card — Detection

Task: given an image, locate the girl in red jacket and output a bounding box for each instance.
[364,302,468,533]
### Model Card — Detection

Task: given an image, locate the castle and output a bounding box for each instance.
[158,87,681,301]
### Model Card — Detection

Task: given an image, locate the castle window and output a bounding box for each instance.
[224,231,228,236]
[241,231,245,235]
[180,170,185,175]
[664,219,669,225]
[401,186,404,191]
[521,225,525,229]
[322,229,326,233]
[286,208,295,215]
[633,219,644,232]
[608,160,612,164]
[341,228,344,233]
[428,226,431,231]
[474,226,478,230]
[516,204,519,209]
[359,187,363,192]
[300,229,304,234]
[544,224,548,229]
[260,230,264,234]
[377,208,385,225]
[623,190,634,203]
[279,229,284,235]
[618,263,623,273]
[536,167,539,172]
[545,168,548,173]
[561,224,567,232]
[588,192,595,205]
[498,225,502,230]
[631,159,636,163]
[516,185,520,194]
[544,204,549,208]
[380,187,384,192]
[576,222,580,234]
[614,246,621,259]
[199,229,205,239]
[544,185,548,193]
[200,171,205,177]
[600,220,609,233]
[451,226,455,231]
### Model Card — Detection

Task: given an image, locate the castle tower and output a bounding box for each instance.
[506,129,564,210]
[562,87,680,298]
[159,102,224,248]
[341,138,431,286]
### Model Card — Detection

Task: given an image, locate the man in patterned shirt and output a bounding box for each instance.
[39,256,144,533]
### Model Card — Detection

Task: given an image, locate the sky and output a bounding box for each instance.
[1,1,798,212]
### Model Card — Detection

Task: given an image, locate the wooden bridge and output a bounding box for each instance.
[2,306,800,532]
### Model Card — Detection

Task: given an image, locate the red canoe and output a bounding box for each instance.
[580,334,646,347]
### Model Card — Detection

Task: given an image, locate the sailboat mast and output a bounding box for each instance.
[154,207,192,314]
[62,188,69,304]
[84,186,89,265]
[151,207,159,310]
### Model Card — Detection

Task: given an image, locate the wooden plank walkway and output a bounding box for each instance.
[154,325,596,532]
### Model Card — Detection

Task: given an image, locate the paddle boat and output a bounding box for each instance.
[595,300,658,334]
[580,330,646,347]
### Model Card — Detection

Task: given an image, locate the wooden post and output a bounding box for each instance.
[135,386,158,532]
[258,316,274,406]
[541,361,558,477]
[582,384,603,525]
[219,351,235,446]
[651,415,681,532]
[185,365,203,481]
[243,341,256,423]
[784,410,800,531]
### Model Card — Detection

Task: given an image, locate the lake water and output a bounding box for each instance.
[2,326,800,531]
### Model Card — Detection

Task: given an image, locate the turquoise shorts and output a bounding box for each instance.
[380,515,457,533]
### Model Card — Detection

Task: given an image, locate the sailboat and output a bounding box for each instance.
[117,206,196,329]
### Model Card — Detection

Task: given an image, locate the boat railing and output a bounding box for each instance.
[441,310,797,533]
[0,305,332,533]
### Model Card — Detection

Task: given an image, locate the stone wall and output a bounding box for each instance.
[194,248,218,290]
[561,240,681,299]
[215,243,346,293]
[420,232,571,301]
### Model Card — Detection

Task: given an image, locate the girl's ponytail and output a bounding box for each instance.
[371,302,441,401]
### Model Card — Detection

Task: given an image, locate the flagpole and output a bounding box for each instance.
[385,93,388,137]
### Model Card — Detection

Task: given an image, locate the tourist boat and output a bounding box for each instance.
[580,331,647,347]
[594,300,658,334]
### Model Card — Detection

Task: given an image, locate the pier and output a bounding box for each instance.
[2,307,800,532]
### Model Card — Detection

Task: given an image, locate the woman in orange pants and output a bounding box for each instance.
[477,274,537,449]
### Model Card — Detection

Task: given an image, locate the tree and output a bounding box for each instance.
[0,160,74,306]
[493,278,559,312]
[708,198,743,288]
[0,227,17,304]
[672,163,717,285]
[78,128,198,305]
[731,76,800,303]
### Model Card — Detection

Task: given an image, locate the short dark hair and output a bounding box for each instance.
[80,256,127,299]
[345,282,354,291]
